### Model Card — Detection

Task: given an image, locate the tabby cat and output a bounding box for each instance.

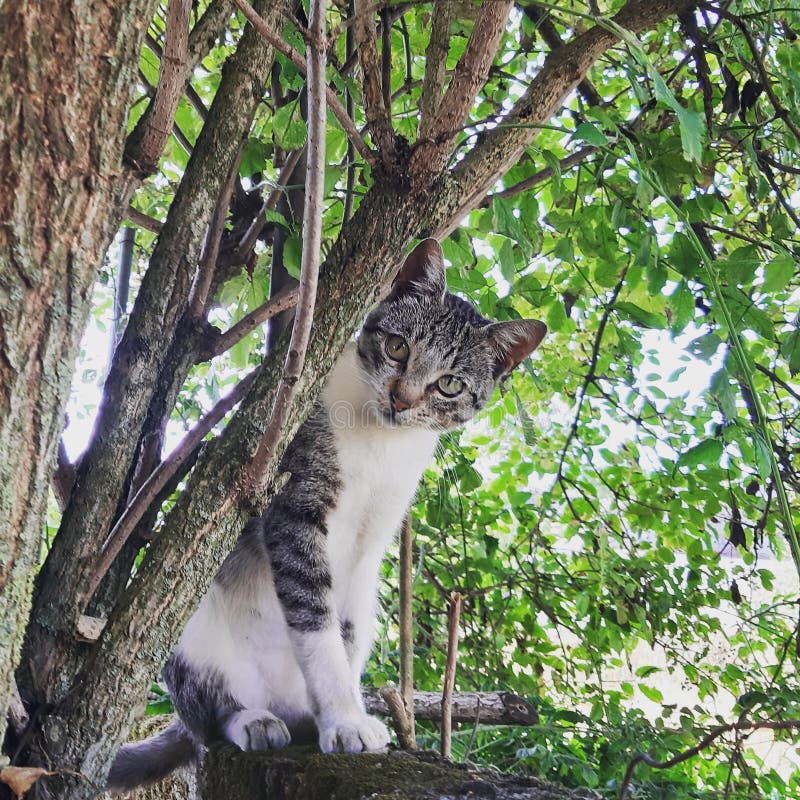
[107,239,546,790]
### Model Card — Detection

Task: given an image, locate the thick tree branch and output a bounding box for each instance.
[125,0,191,174]
[436,0,694,237]
[410,0,513,179]
[521,4,603,107]
[364,689,538,725]
[418,0,454,139]
[25,0,290,709]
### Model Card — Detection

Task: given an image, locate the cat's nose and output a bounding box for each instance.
[390,391,413,412]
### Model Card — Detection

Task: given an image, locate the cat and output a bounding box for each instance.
[106,238,546,790]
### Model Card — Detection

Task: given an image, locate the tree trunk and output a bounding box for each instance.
[0,0,160,743]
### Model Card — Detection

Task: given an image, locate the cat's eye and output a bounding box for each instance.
[437,375,464,397]
[385,335,409,362]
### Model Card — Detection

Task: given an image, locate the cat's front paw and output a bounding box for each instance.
[319,713,390,754]
[224,709,291,751]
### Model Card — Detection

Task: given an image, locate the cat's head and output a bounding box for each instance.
[356,239,546,431]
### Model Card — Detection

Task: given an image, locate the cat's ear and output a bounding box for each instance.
[389,238,447,302]
[484,319,547,378]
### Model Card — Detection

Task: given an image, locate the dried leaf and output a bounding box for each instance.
[0,766,55,798]
[730,579,742,605]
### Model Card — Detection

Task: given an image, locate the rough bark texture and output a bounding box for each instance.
[22,0,288,714]
[196,746,600,800]
[104,742,598,800]
[0,0,160,745]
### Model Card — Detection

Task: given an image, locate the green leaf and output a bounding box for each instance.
[762,254,796,292]
[677,438,723,469]
[667,280,694,333]
[639,684,664,704]
[273,101,307,150]
[710,370,737,419]
[615,301,667,329]
[573,121,608,146]
[780,329,800,375]
[282,235,303,279]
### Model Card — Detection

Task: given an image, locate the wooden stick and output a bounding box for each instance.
[398,514,415,747]
[243,0,326,490]
[364,689,538,725]
[378,687,415,750]
[441,591,462,759]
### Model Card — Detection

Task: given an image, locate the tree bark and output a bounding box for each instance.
[363,690,538,726]
[0,0,160,744]
[21,0,289,713]
[194,746,599,800]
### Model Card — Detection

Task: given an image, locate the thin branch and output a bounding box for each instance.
[188,146,241,318]
[125,205,164,233]
[399,514,416,747]
[243,0,326,491]
[410,0,513,179]
[555,266,628,483]
[202,285,300,361]
[86,369,259,602]
[481,145,599,207]
[354,0,395,159]
[418,0,454,139]
[128,0,192,173]
[233,0,374,164]
[708,5,800,143]
[378,686,415,750]
[619,719,800,800]
[441,591,462,760]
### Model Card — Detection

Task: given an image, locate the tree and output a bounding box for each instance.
[2,1,799,798]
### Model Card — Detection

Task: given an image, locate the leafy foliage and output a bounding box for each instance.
[65,0,800,797]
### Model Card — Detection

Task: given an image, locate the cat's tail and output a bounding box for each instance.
[105,718,196,793]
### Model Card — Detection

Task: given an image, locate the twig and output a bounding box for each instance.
[86,369,259,602]
[555,266,628,483]
[399,514,416,748]
[232,0,374,165]
[188,147,241,318]
[126,205,164,233]
[441,591,462,760]
[243,0,326,491]
[378,686,415,750]
[203,288,300,362]
[708,5,800,143]
[418,0,454,139]
[380,7,392,111]
[619,719,800,800]
[481,146,599,207]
